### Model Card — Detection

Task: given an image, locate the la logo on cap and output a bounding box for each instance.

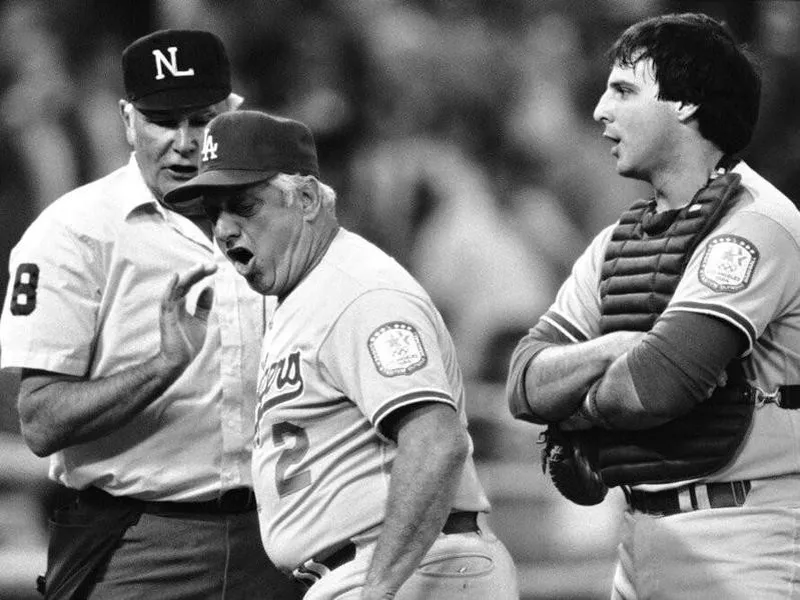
[201,132,218,162]
[152,47,195,80]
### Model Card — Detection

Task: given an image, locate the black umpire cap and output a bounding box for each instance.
[164,110,319,210]
[122,29,231,111]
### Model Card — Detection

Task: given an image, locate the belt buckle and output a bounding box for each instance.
[750,385,781,408]
[292,558,330,589]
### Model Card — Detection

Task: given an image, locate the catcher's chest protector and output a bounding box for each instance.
[593,168,756,487]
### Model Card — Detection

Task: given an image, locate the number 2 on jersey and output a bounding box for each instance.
[273,421,312,497]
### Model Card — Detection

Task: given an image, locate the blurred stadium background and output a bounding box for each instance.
[1,1,799,598]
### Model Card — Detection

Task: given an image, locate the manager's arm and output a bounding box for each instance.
[361,402,468,600]
[17,264,216,456]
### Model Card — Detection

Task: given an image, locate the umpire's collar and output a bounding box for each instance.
[117,153,158,217]
[120,153,180,221]
[122,154,214,249]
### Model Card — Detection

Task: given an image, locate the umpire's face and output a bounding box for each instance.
[120,99,228,202]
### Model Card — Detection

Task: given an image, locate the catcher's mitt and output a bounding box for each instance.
[540,425,608,506]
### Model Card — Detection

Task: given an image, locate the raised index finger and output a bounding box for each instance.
[172,263,218,300]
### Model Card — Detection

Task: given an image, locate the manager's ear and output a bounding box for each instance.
[300,179,322,221]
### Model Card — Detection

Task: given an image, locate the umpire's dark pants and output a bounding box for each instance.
[43,488,303,600]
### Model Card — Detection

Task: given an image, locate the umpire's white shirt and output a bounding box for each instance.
[0,155,271,501]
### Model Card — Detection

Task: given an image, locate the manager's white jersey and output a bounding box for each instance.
[252,228,490,570]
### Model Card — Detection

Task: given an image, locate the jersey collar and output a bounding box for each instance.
[119,153,162,218]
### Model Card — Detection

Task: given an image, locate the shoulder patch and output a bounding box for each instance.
[367,321,427,377]
[698,234,759,293]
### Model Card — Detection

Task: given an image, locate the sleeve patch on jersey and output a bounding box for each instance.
[367,321,428,377]
[698,235,759,293]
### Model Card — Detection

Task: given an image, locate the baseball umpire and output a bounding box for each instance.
[0,30,301,599]
[506,12,800,599]
[164,109,519,599]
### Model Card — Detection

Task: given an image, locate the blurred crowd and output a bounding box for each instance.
[1,0,800,597]
[3,0,800,394]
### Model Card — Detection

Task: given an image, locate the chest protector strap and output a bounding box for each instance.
[590,169,756,486]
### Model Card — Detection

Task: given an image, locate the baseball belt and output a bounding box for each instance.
[625,480,751,517]
[760,385,800,409]
[293,511,480,588]
[78,486,257,515]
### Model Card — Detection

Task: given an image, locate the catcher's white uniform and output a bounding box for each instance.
[531,161,800,599]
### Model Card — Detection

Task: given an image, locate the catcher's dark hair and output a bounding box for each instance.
[608,12,761,155]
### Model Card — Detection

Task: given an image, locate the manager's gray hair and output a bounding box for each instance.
[273,173,337,215]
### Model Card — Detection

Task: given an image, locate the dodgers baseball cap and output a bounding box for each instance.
[164,110,319,208]
[122,29,231,110]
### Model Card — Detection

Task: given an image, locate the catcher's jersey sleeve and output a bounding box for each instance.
[2,206,103,375]
[540,224,615,343]
[639,162,800,488]
[667,208,800,356]
[506,225,614,422]
[319,288,456,440]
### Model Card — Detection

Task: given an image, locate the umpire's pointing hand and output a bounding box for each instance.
[158,263,218,373]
